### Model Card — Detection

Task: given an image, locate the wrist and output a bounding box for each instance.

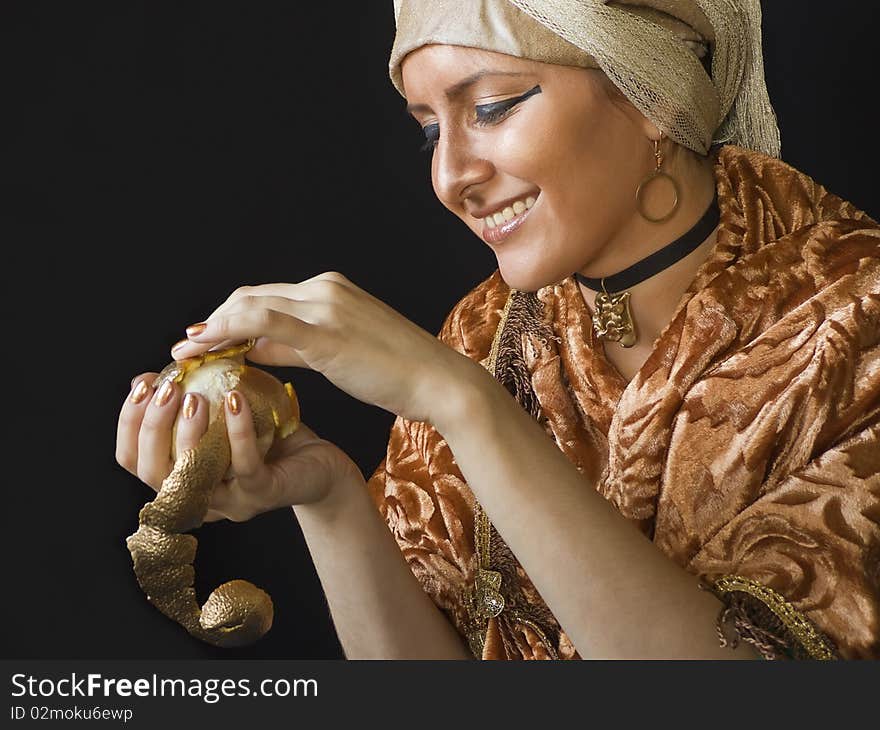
[291,461,366,523]
[427,354,499,436]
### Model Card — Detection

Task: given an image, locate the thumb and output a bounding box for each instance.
[273,419,328,451]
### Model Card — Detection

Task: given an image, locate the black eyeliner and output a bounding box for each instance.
[418,84,542,153]
[475,84,542,120]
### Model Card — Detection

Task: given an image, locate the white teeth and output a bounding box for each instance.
[482,194,539,227]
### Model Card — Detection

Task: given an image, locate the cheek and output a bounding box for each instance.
[550,119,633,224]
[494,108,598,207]
[489,117,554,181]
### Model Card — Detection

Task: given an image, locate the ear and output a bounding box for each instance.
[598,72,662,143]
[628,107,662,143]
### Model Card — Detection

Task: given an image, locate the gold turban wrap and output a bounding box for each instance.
[389,0,781,158]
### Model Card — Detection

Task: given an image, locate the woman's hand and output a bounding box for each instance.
[168,271,477,428]
[115,374,363,522]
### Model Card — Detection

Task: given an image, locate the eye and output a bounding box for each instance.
[474,100,517,125]
[420,123,439,154]
[474,84,542,127]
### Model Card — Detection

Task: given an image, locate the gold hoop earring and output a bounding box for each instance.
[635,134,680,223]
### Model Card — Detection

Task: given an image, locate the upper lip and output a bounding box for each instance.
[469,191,540,220]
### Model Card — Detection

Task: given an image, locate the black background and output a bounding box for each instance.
[3,2,878,659]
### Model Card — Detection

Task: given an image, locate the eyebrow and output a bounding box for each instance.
[405,71,530,115]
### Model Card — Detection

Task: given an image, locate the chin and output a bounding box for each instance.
[497,259,569,293]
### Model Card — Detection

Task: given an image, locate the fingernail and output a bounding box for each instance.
[226,390,242,415]
[186,322,207,337]
[154,380,174,407]
[182,393,198,419]
[130,380,150,404]
[171,338,189,353]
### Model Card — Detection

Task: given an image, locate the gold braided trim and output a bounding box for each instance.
[477,287,517,578]
[507,609,560,660]
[712,575,838,660]
[475,503,491,569]
[467,289,516,659]
[482,288,517,375]
[464,626,485,659]
[473,287,517,585]
[468,286,566,660]
[468,287,515,658]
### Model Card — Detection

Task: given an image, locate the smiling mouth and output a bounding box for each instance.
[481,193,539,245]
[482,195,538,229]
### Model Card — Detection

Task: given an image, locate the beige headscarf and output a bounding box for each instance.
[389,0,781,158]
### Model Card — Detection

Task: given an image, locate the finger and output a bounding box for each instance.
[181,309,319,366]
[171,336,245,361]
[270,419,325,452]
[214,273,355,313]
[116,373,159,474]
[224,390,265,488]
[175,305,326,366]
[175,392,209,455]
[201,276,346,329]
[217,296,331,323]
[136,379,181,490]
[172,296,334,361]
[170,274,353,359]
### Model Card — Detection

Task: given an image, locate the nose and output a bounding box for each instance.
[432,126,494,207]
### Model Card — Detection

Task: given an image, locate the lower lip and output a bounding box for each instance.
[481,203,535,245]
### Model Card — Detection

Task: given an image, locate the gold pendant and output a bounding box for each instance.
[592,289,636,347]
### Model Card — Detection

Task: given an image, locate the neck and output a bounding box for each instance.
[576,145,719,351]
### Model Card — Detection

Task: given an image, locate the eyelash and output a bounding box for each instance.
[419,86,538,154]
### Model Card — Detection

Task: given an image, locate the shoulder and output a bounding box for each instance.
[714,144,878,250]
[437,269,511,363]
[710,144,879,304]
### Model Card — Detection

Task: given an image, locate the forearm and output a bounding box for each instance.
[433,361,756,659]
[292,472,472,660]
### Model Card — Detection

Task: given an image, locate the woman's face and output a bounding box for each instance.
[401,44,657,292]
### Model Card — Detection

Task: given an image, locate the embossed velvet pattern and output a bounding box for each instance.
[366,144,880,659]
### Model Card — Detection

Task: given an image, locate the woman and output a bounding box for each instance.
[115,0,879,659]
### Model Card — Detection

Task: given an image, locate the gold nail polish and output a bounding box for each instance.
[226,391,242,415]
[155,380,174,407]
[171,338,189,352]
[130,380,149,404]
[186,322,207,337]
[182,393,198,419]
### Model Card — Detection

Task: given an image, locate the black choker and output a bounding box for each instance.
[574,192,720,348]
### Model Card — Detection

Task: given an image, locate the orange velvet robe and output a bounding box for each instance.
[367,144,880,660]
